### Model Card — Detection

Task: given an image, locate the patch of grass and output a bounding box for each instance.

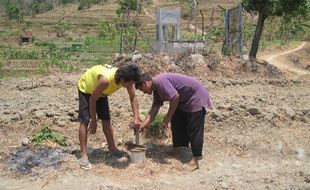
[84,36,96,46]
[0,49,41,59]
[31,124,67,146]
[37,58,77,73]
[33,40,56,47]
[62,43,85,52]
[0,29,18,36]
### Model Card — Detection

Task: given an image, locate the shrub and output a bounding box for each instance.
[31,125,67,146]
[142,113,166,138]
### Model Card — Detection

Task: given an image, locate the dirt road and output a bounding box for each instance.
[260,42,310,78]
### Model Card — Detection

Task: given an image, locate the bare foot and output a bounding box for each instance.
[185,161,199,171]
[185,157,199,171]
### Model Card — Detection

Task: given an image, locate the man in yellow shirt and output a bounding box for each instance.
[77,64,141,170]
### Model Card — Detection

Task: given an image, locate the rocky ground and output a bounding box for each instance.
[0,44,309,189]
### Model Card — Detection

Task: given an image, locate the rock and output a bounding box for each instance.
[220,182,229,189]
[301,116,309,123]
[297,148,305,160]
[56,120,66,127]
[209,111,224,122]
[3,110,11,114]
[46,111,55,117]
[263,113,275,121]
[67,110,75,117]
[34,111,45,119]
[247,107,261,115]
[9,113,21,121]
[239,104,247,109]
[163,56,170,63]
[191,53,204,64]
[283,107,295,119]
[131,54,143,61]
[21,137,30,146]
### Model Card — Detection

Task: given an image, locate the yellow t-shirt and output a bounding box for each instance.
[77,65,121,96]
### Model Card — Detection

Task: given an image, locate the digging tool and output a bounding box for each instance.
[129,123,140,145]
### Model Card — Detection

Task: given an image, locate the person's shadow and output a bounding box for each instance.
[71,143,193,168]
[72,148,130,169]
[144,143,193,164]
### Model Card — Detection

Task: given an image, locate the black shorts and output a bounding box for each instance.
[171,108,206,157]
[78,90,110,125]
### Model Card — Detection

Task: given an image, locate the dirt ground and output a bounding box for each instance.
[0,43,310,189]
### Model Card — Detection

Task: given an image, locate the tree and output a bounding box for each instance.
[116,0,139,16]
[5,1,21,20]
[242,0,309,60]
[116,0,142,53]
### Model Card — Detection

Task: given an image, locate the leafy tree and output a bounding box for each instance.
[5,2,21,20]
[78,0,92,10]
[116,0,143,53]
[62,0,75,4]
[242,0,309,60]
[116,0,139,16]
[31,0,41,16]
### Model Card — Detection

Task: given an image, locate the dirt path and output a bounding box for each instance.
[260,42,310,78]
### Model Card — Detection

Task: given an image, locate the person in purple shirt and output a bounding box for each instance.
[135,73,212,170]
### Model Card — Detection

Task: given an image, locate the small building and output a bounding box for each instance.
[152,8,205,54]
[19,31,34,45]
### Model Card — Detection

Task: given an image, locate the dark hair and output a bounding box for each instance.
[115,64,141,84]
[135,73,152,89]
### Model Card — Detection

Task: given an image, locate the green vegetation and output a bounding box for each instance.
[78,0,107,10]
[54,19,71,37]
[31,125,67,146]
[116,0,140,16]
[5,2,21,20]
[141,112,166,138]
[148,113,165,138]
[242,0,310,59]
[0,49,42,59]
[0,0,308,78]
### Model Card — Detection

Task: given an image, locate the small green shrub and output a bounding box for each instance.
[142,112,166,138]
[84,36,96,46]
[31,125,67,146]
[33,40,55,47]
[62,43,85,52]
[54,19,71,37]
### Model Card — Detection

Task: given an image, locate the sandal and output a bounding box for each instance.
[79,158,91,170]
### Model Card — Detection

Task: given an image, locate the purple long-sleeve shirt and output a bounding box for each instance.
[152,73,212,112]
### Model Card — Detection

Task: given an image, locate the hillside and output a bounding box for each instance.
[0,1,309,189]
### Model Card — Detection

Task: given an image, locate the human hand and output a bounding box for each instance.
[138,124,146,133]
[161,117,170,128]
[88,119,97,134]
[134,118,142,129]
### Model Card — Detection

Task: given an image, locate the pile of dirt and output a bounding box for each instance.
[112,51,284,79]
